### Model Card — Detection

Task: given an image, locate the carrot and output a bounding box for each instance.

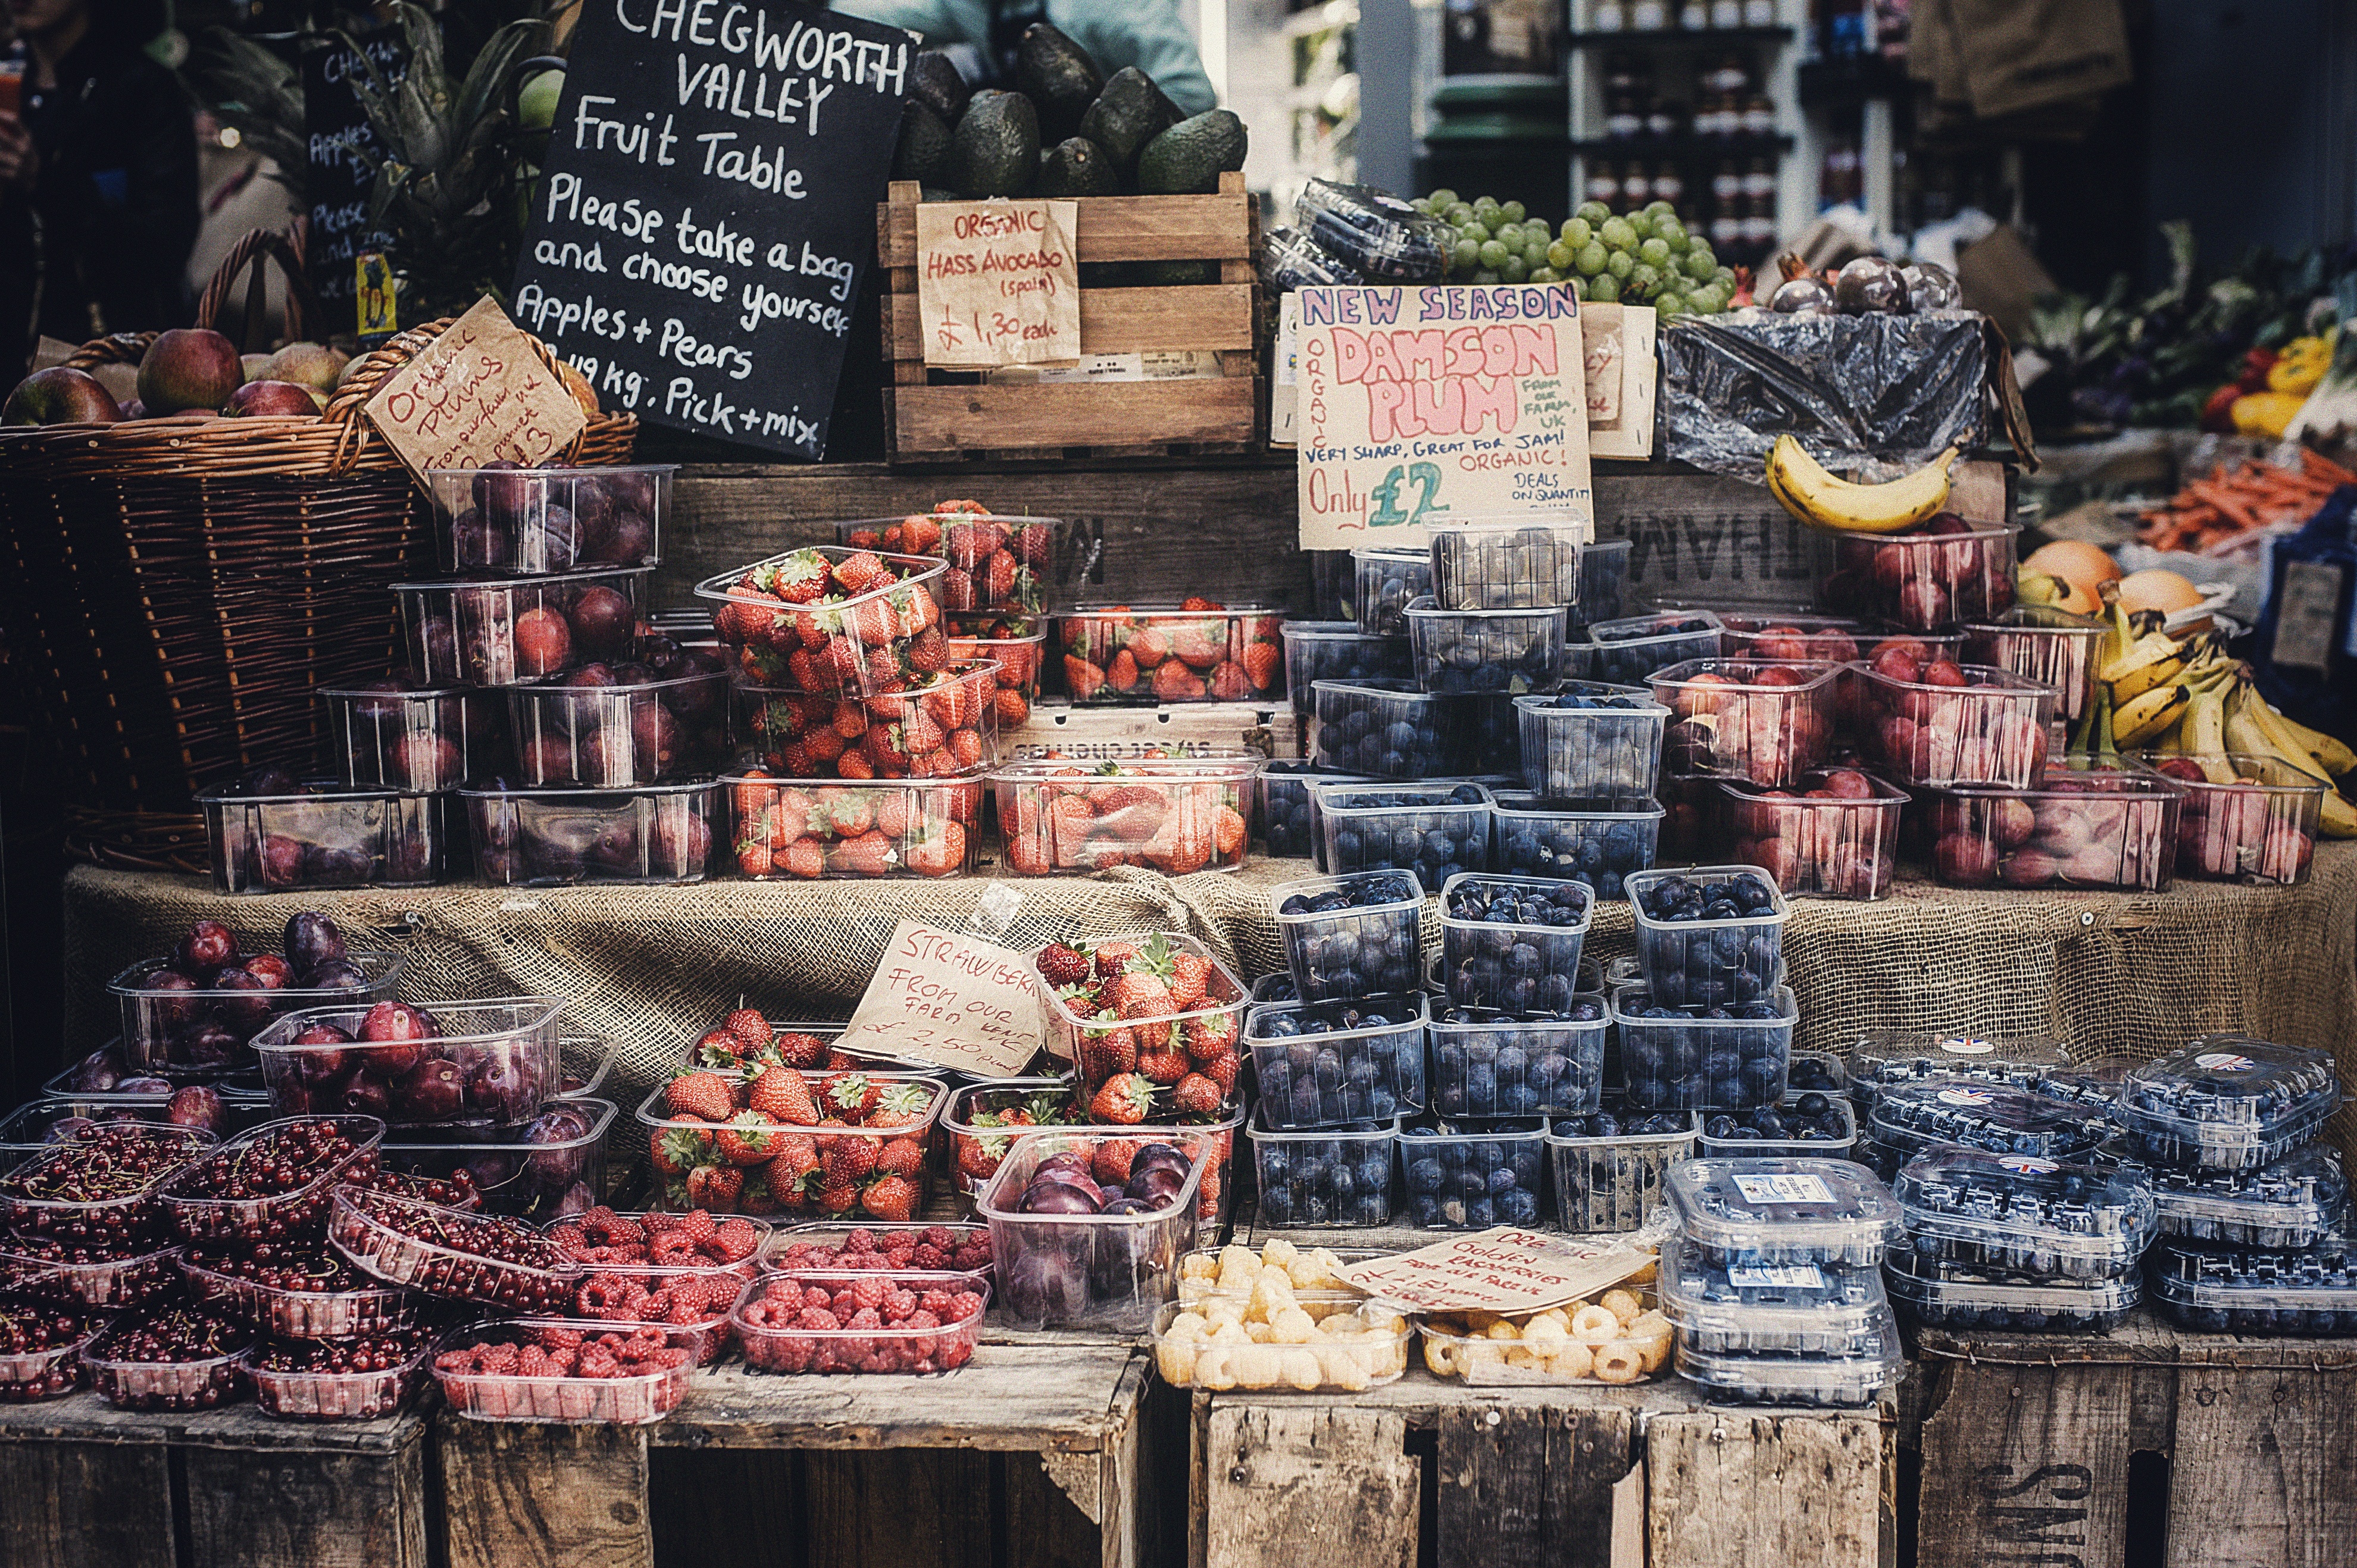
[2300,448,2357,486]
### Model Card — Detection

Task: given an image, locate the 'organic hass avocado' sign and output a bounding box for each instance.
[1294,283,1595,549]
[510,0,911,458]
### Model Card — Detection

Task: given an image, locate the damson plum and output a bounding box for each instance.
[361,1002,437,1045]
[448,507,511,570]
[116,1076,174,1094]
[393,1058,466,1122]
[64,1048,126,1093]
[336,1073,393,1118]
[521,1104,594,1188]
[244,954,292,990]
[175,921,240,978]
[210,969,273,1032]
[1127,1166,1186,1207]
[1022,1179,1102,1215]
[468,1052,533,1121]
[166,1087,226,1132]
[512,608,573,676]
[568,586,633,653]
[1002,1247,1087,1326]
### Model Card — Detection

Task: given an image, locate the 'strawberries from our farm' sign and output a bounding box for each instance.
[833,919,1045,1076]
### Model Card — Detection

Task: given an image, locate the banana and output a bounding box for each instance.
[2259,700,2357,778]
[2183,686,2237,784]
[2238,686,2334,784]
[1765,437,1958,534]
[2100,633,2187,702]
[2150,712,2184,755]
[2222,683,2357,837]
[2112,683,2191,747]
[2016,568,2071,609]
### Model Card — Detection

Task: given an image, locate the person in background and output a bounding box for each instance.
[0,0,199,365]
[836,0,1216,115]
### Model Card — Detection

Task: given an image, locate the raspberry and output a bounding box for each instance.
[710,1218,759,1263]
[849,1307,881,1329]
[908,1244,946,1270]
[844,1228,880,1254]
[884,1289,918,1321]
[794,1307,841,1331]
[918,1289,959,1317]
[923,1226,955,1250]
[849,1276,888,1312]
[762,1280,804,1312]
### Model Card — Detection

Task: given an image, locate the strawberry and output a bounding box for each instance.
[651,1123,709,1177]
[1179,596,1224,612]
[693,1029,745,1069]
[868,1081,934,1128]
[1076,1025,1136,1082]
[940,567,976,612]
[836,747,877,781]
[1186,1010,1239,1059]
[685,1164,745,1210]
[1063,656,1105,700]
[830,831,896,877]
[779,837,826,880]
[1206,660,1252,700]
[1150,660,1205,702]
[767,1134,820,1201]
[762,553,832,603]
[817,1175,862,1214]
[1092,1139,1143,1186]
[736,840,776,878]
[821,788,874,836]
[995,687,1031,725]
[773,1032,829,1068]
[823,1137,879,1186]
[907,627,949,674]
[984,551,1021,606]
[1087,1073,1155,1125]
[1171,1073,1224,1115]
[832,551,886,593]
[867,1170,919,1220]
[1196,1050,1240,1097]
[714,1110,780,1166]
[1036,943,1092,987]
[1214,805,1246,859]
[1168,618,1227,669]
[748,1065,820,1125]
[1137,1045,1189,1084]
[1092,941,1138,977]
[724,1009,773,1051]
[1242,641,1283,694]
[822,1072,882,1119]
[1126,627,1169,668]
[873,1138,925,1179]
[907,822,967,877]
[1017,522,1053,567]
[664,1070,737,1122]
[1164,945,1214,1010]
[948,727,984,770]
[1110,969,1175,1020]
[1106,649,1139,693]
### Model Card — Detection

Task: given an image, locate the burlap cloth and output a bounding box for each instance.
[61,850,2357,1147]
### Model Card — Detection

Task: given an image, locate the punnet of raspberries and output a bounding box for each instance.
[733,1270,987,1375]
[545,1208,768,1357]
[770,1224,993,1278]
[434,1322,698,1422]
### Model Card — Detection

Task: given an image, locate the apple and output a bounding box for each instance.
[1823,769,1875,800]
[3,365,123,425]
[1935,831,1999,884]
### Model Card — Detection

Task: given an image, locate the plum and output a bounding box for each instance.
[303,960,368,993]
[653,811,711,874]
[569,586,634,654]
[42,1116,98,1144]
[523,503,582,569]
[1021,1178,1101,1214]
[1768,276,1834,315]
[116,1075,174,1094]
[513,606,574,677]
[1833,256,1905,314]
[449,506,512,570]
[211,968,274,1031]
[1001,1247,1086,1327]
[1130,1143,1190,1178]
[177,1023,241,1072]
[357,1038,424,1079]
[393,731,464,789]
[361,1001,439,1044]
[64,1047,125,1093]
[1127,1165,1187,1208]
[1099,1197,1155,1216]
[523,1104,595,1187]
[167,1085,226,1131]
[176,919,240,977]
[393,1057,466,1122]
[135,969,201,1031]
[471,1051,533,1119]
[245,953,293,990]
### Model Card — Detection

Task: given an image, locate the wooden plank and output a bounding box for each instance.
[886,286,1258,358]
[1200,1404,1418,1568]
[2165,1365,2357,1568]
[1914,1361,2134,1568]
[1006,1450,1110,1568]
[1598,472,1840,612]
[0,1441,175,1568]
[1646,1410,1882,1568]
[804,1448,996,1568]
[891,380,1260,458]
[647,1448,800,1568]
[183,1442,429,1568]
[438,1418,654,1568]
[0,1388,420,1453]
[880,177,1254,268]
[1437,1403,1634,1568]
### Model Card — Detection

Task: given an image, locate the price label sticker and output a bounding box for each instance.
[1730,1172,1836,1206]
[362,295,584,477]
[1339,1229,1649,1315]
[916,199,1081,368]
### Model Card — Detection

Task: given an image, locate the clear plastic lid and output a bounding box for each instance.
[2144,1144,2347,1247]
[1883,1251,2143,1326]
[1846,1032,2074,1098]
[1869,1079,2112,1162]
[2026,1054,2137,1110]
[1892,1146,2155,1262]
[1664,1157,1904,1262]
[1292,180,1452,282]
[1673,1336,1901,1408]
[2147,1233,2357,1309]
[1656,1235,1890,1350]
[1261,225,1367,292]
[2119,1036,2341,1153]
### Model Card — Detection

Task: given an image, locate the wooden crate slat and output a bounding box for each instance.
[2165,1365,2357,1568]
[1645,1410,1882,1568]
[1436,1403,1635,1568]
[880,176,1253,268]
[183,1442,429,1568]
[1914,1363,2136,1568]
[1199,1404,1418,1568]
[885,285,1258,358]
[805,1448,998,1568]
[437,1419,653,1568]
[891,380,1260,458]
[0,1442,176,1568]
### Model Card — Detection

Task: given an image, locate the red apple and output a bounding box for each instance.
[1935,831,2000,884]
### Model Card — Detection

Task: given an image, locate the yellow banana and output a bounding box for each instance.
[2184,686,2237,784]
[2150,712,2184,755]
[2112,683,2192,747]
[2225,683,2357,835]
[1765,437,1958,534]
[2101,633,2186,702]
[2099,581,2136,668]
[2258,700,2357,778]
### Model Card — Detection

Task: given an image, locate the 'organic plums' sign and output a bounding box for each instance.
[510,0,910,458]
[1293,283,1595,548]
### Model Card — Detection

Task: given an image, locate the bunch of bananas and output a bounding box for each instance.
[2074,588,2357,837]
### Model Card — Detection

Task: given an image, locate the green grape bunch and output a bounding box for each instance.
[1412,190,1740,316]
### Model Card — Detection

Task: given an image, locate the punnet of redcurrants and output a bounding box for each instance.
[0,1305,90,1401]
[88,1307,255,1410]
[165,1116,382,1242]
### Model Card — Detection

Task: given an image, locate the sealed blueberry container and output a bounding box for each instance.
[1398,1116,1548,1229]
[1624,865,1790,1005]
[1699,1095,1859,1160]
[1246,995,1428,1130]
[1294,179,1452,280]
[1279,622,1412,719]
[1312,678,1456,777]
[1845,1032,2075,1117]
[1428,1002,1608,1118]
[1405,597,1565,695]
[1246,1108,1397,1228]
[2147,1235,2357,1335]
[1350,550,1434,637]
[1612,987,1798,1112]
[1867,1081,2113,1174]
[1260,224,1367,292]
[1426,520,1586,612]
[1484,790,1662,897]
[1665,1157,1905,1270]
[1570,540,1633,636]
[2115,1037,2341,1172]
[2026,1054,2137,1112]
[1883,1250,2140,1332]
[1513,684,1668,801]
[1255,761,1370,863]
[2143,1144,2346,1250]
[1891,1146,2154,1282]
[1314,781,1492,880]
[1273,870,1426,1002]
[1673,1337,1902,1408]
[1565,611,1724,686]
[1437,872,1594,1012]
[1657,1236,1895,1357]
[1547,1105,1699,1232]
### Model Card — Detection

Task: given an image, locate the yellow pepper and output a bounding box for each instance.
[2268,334,2332,396]
[2231,390,2308,439]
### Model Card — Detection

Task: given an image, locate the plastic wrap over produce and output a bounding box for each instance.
[1659,313,1993,481]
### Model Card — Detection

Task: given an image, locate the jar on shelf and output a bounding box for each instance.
[1743,0,1776,23]
[1622,165,1653,205]
[1711,0,1743,26]
[1606,93,1646,137]
[1680,0,1709,27]
[1703,55,1750,95]
[1590,0,1628,29]
[1743,94,1776,136]
[1587,162,1624,204]
[1631,0,1670,29]
[1743,156,1777,201]
[1651,165,1686,204]
[1646,104,1681,136]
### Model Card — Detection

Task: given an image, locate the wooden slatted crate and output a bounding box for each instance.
[874,173,1263,465]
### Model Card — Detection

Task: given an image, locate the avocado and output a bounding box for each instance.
[1077,67,1183,170]
[1135,109,1249,195]
[1014,21,1104,140]
[911,50,970,126]
[1036,136,1120,198]
[948,90,1040,199]
[893,101,953,184]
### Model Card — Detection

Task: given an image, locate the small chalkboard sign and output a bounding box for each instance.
[509,0,912,459]
[304,29,401,320]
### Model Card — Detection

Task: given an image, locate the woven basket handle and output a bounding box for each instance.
[195,228,328,350]
[62,331,157,371]
[320,316,604,477]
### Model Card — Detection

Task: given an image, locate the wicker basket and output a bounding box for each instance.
[0,231,637,871]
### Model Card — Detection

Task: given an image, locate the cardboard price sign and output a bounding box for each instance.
[916,200,1081,368]
[832,920,1046,1076]
[1339,1228,1649,1315]
[362,296,586,477]
[1295,283,1595,549]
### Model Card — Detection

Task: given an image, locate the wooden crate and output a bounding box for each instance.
[0,1393,430,1568]
[874,174,1262,465]
[439,1341,1163,1568]
[1905,1309,2357,1568]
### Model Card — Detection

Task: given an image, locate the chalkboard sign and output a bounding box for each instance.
[304,30,401,320]
[510,1,912,459]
